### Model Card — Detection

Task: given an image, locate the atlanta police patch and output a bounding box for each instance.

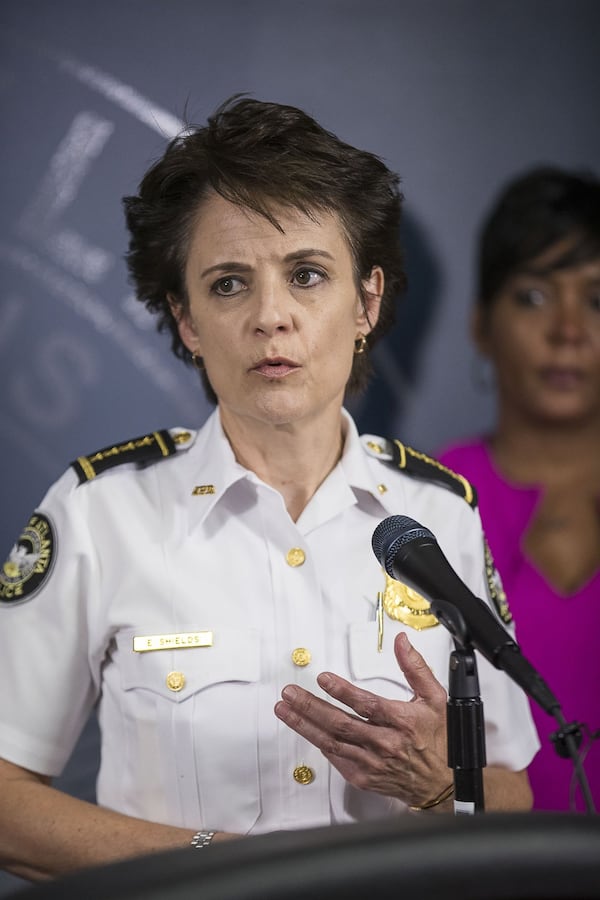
[0,512,56,605]
[484,538,512,624]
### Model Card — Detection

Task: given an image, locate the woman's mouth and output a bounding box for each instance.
[251,357,300,378]
[540,367,585,390]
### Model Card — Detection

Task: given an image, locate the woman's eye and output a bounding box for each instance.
[213,276,245,296]
[588,291,600,312]
[515,287,547,307]
[292,268,325,287]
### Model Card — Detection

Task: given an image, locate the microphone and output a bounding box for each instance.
[371,515,560,716]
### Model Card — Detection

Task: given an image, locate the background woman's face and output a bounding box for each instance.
[475,243,600,425]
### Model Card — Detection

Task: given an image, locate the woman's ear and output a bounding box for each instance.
[471,304,491,357]
[168,294,201,355]
[357,266,384,335]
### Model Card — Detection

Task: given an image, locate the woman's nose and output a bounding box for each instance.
[252,281,293,336]
[548,296,586,344]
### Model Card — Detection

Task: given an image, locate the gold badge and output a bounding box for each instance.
[382,572,438,630]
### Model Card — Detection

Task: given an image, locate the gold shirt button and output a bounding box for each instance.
[293,765,314,785]
[291,647,311,667]
[286,548,306,567]
[166,671,185,692]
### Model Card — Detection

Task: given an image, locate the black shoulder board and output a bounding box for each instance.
[387,439,478,509]
[71,429,189,484]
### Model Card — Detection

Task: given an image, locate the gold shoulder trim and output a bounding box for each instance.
[390,439,478,509]
[71,429,188,484]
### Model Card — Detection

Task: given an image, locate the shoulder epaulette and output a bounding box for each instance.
[71,429,194,485]
[385,438,478,509]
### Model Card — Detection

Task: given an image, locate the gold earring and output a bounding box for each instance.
[354,334,368,355]
[191,352,204,371]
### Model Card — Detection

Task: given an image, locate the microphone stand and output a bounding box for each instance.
[550,715,596,813]
[432,595,596,815]
[431,597,486,814]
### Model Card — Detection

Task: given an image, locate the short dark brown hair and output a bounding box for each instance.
[477,165,600,310]
[123,95,406,402]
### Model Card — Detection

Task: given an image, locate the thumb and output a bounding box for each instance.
[394,631,446,703]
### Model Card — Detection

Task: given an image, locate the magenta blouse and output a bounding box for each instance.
[437,439,600,812]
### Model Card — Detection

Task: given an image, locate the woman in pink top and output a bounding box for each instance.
[438,166,600,811]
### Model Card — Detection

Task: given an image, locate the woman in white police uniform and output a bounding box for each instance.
[0,97,539,881]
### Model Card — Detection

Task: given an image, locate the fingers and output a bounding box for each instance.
[274,632,447,746]
[278,672,399,732]
[274,683,372,755]
[274,683,408,796]
[273,674,449,802]
[393,632,447,705]
[315,672,396,727]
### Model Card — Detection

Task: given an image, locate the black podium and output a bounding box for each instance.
[12,813,600,900]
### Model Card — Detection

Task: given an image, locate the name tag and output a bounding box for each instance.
[133,631,214,653]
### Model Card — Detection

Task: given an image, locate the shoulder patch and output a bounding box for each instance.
[0,512,56,605]
[386,438,478,509]
[484,538,512,624]
[71,429,195,484]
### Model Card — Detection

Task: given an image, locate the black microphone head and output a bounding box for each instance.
[371,515,436,577]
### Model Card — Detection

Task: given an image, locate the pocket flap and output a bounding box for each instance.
[117,625,261,701]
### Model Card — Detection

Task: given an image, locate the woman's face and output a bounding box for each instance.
[173,192,383,431]
[474,242,600,425]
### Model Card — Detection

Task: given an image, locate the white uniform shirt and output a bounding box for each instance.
[0,409,539,833]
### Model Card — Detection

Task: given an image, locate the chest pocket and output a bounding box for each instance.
[119,626,260,698]
[348,622,449,695]
[114,625,262,832]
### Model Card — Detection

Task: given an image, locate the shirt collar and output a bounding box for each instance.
[339,410,398,515]
[182,407,393,531]
[182,409,252,530]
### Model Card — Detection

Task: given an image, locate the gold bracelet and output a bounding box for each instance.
[409,782,455,812]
